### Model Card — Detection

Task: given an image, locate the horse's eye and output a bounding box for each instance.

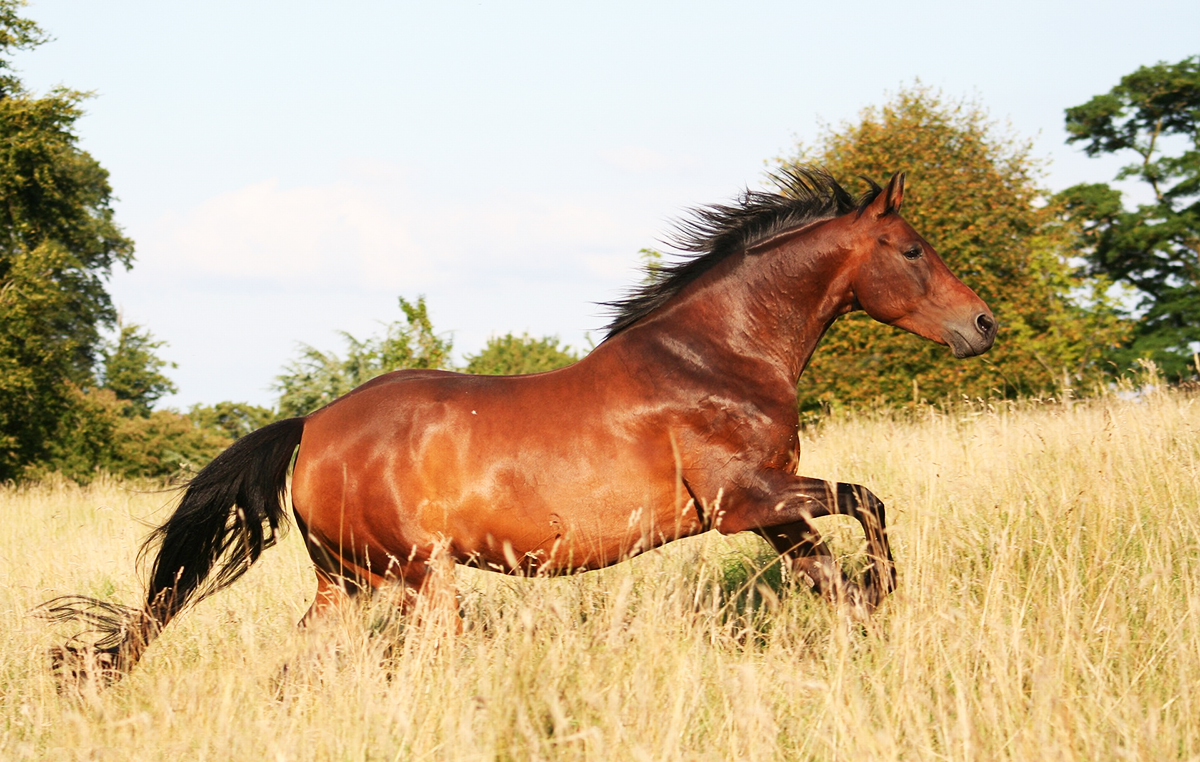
[903,246,923,260]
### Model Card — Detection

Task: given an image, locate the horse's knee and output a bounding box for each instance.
[840,483,882,512]
[838,484,888,538]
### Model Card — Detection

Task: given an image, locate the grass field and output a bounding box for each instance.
[2,386,1199,761]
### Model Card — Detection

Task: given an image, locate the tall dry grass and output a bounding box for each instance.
[2,387,1199,761]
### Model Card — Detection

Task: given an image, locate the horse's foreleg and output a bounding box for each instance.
[716,475,896,610]
[835,483,896,606]
[752,521,859,606]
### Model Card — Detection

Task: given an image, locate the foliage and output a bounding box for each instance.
[275,296,452,417]
[463,333,579,375]
[31,383,121,482]
[187,401,277,440]
[0,3,134,480]
[104,408,231,479]
[100,321,178,416]
[22,319,269,481]
[779,86,1129,412]
[638,247,663,284]
[0,0,43,96]
[1057,56,1200,378]
[0,243,76,479]
[29,385,230,482]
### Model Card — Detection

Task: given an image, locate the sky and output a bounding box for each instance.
[15,1,1200,410]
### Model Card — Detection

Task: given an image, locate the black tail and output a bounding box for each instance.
[40,417,306,684]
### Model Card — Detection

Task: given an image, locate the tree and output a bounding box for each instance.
[0,5,289,482]
[464,333,579,375]
[778,86,1128,412]
[275,296,452,417]
[35,387,240,483]
[637,247,663,284]
[30,321,239,482]
[100,321,178,416]
[1057,56,1200,378]
[187,401,277,441]
[0,2,134,479]
[103,409,232,480]
[0,0,43,96]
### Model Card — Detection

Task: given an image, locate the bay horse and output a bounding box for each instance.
[43,168,996,682]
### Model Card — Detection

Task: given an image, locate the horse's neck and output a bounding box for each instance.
[612,238,854,387]
[731,242,854,382]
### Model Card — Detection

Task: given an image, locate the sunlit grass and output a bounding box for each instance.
[3,387,1198,760]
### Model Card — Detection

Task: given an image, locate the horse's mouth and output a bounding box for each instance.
[945,328,995,358]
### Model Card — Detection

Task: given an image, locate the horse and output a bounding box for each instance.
[41,167,996,683]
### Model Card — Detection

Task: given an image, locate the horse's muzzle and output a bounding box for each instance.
[946,311,997,358]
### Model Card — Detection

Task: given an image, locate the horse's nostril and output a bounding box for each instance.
[976,313,995,336]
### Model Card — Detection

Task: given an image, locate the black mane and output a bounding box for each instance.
[602,166,881,339]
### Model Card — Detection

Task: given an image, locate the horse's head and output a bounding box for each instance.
[846,173,996,358]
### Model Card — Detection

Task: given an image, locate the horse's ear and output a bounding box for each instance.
[864,172,905,217]
[863,172,904,218]
[885,172,905,213]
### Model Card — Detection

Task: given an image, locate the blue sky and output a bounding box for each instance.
[17,1,1200,409]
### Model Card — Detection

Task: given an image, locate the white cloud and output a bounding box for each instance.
[435,191,627,267]
[141,179,441,290]
[138,177,651,293]
[583,252,641,280]
[599,145,698,174]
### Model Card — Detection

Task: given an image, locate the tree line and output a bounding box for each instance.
[1,2,1196,481]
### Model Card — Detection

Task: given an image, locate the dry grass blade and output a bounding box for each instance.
[2,389,1199,760]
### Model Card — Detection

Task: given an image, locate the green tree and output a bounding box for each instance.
[779,86,1128,411]
[275,295,452,417]
[1057,56,1200,378]
[0,0,42,96]
[31,320,241,482]
[0,3,286,482]
[105,409,232,479]
[638,247,663,284]
[0,2,134,479]
[187,401,277,441]
[100,321,178,416]
[32,385,239,483]
[464,333,579,375]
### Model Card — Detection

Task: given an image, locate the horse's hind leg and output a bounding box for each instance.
[299,571,361,627]
[298,559,460,638]
[408,542,463,634]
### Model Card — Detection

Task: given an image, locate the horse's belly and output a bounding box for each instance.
[446,480,703,573]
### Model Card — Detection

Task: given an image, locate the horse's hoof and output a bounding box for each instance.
[49,644,122,690]
[845,589,875,623]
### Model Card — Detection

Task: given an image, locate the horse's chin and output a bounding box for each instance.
[945,329,994,358]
